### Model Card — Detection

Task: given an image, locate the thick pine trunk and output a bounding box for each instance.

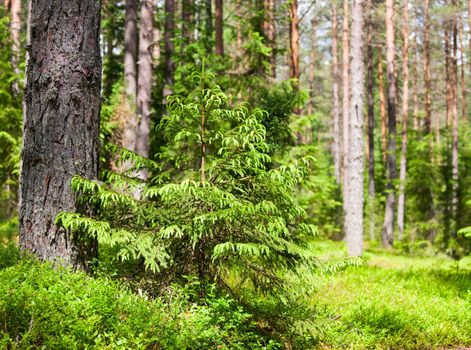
[332,4,341,184]
[345,0,365,257]
[20,0,101,269]
[397,0,409,240]
[215,0,224,56]
[381,0,397,248]
[136,0,154,165]
[366,0,375,241]
[289,0,299,81]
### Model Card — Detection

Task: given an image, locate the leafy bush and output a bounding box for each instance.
[0,259,280,349]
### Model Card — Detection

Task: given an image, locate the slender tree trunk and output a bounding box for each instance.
[136,0,154,166]
[20,0,101,269]
[412,34,419,130]
[366,0,375,241]
[10,0,21,95]
[424,0,432,134]
[164,0,175,97]
[182,0,194,45]
[381,0,397,248]
[397,0,409,240]
[332,4,341,184]
[205,0,212,53]
[468,0,471,75]
[215,0,224,56]
[345,0,365,257]
[264,0,276,78]
[445,13,452,128]
[307,18,316,115]
[458,15,466,122]
[378,47,387,164]
[122,0,138,154]
[289,0,300,81]
[341,0,350,189]
[451,1,459,221]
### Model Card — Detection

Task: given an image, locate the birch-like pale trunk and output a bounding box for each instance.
[341,0,350,193]
[381,0,397,248]
[332,4,341,183]
[345,0,365,257]
[397,0,409,240]
[136,0,154,167]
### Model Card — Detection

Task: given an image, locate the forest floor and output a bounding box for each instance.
[310,239,471,349]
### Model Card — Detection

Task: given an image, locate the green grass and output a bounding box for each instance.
[310,240,471,349]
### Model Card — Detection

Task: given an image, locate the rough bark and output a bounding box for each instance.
[332,4,341,184]
[366,0,375,241]
[20,0,101,269]
[341,0,350,189]
[381,0,397,248]
[289,0,300,81]
[397,0,409,240]
[345,0,365,257]
[136,0,154,166]
[215,0,224,56]
[164,0,175,97]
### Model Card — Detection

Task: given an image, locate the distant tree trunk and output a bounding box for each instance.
[458,16,466,122]
[468,0,471,75]
[345,0,365,257]
[136,0,154,167]
[307,17,316,115]
[10,0,21,95]
[341,0,350,189]
[397,0,409,240]
[451,1,459,221]
[366,0,375,241]
[412,33,419,130]
[181,0,194,45]
[205,0,212,53]
[424,0,432,134]
[381,0,397,248]
[332,4,341,184]
[215,0,224,56]
[122,0,138,154]
[445,12,452,128]
[378,47,387,164]
[164,0,175,97]
[20,0,101,269]
[264,0,276,78]
[289,0,300,81]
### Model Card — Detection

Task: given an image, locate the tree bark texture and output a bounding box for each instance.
[397,0,409,240]
[122,0,138,154]
[381,0,397,248]
[424,0,432,134]
[332,4,341,184]
[136,0,154,164]
[345,0,365,257]
[341,0,350,190]
[366,0,375,241]
[215,0,224,56]
[289,0,299,81]
[20,0,101,268]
